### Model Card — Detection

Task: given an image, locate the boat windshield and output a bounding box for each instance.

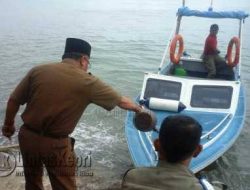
[191,85,233,109]
[144,79,182,100]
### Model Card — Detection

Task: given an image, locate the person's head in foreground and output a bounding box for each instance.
[154,115,203,166]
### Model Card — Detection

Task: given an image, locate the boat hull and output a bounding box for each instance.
[125,85,245,173]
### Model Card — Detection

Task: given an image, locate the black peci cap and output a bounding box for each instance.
[62,38,91,59]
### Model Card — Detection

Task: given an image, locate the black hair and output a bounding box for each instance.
[159,115,202,163]
[62,52,83,60]
[210,24,219,32]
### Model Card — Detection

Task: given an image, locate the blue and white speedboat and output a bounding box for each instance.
[125,1,248,173]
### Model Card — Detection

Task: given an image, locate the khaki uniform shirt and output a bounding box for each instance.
[10,62,121,136]
[122,161,221,190]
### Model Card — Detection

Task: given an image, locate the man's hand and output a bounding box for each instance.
[2,98,20,139]
[2,124,15,139]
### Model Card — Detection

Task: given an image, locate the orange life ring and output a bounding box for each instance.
[227,37,240,67]
[170,34,184,64]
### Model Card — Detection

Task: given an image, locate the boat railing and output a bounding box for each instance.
[138,131,157,164]
[201,113,232,140]
[145,132,159,162]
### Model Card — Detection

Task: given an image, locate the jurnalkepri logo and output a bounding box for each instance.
[0,151,16,177]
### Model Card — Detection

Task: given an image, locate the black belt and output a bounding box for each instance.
[23,124,68,139]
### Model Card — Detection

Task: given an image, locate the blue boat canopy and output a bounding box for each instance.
[177,7,249,20]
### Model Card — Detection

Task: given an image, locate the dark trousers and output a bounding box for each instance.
[18,127,76,190]
[203,54,225,78]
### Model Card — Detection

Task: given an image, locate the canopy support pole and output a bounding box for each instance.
[158,23,176,74]
[237,19,243,79]
[175,16,182,35]
[210,0,214,8]
[158,1,184,74]
[238,19,242,38]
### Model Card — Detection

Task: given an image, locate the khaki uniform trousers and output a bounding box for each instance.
[203,54,225,78]
[18,126,76,190]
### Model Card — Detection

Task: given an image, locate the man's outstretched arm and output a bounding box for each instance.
[118,96,141,113]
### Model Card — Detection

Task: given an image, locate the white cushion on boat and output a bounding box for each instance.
[148,97,186,112]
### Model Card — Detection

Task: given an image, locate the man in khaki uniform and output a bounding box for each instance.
[2,38,141,190]
[122,115,224,190]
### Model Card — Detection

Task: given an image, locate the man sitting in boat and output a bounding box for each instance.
[122,115,222,190]
[202,24,234,79]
